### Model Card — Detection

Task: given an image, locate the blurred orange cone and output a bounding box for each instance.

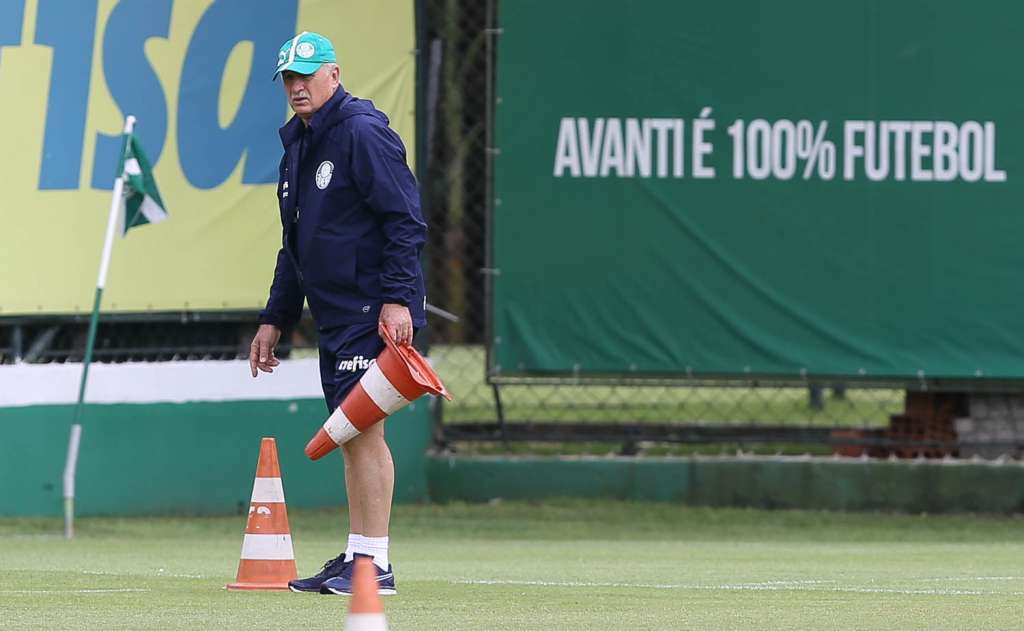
[345,557,389,630]
[306,325,452,461]
[226,437,298,591]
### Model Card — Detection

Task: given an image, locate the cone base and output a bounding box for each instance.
[226,581,292,591]
[305,428,339,460]
[380,326,451,400]
[345,613,389,630]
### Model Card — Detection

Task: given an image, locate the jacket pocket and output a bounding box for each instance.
[355,242,382,296]
[304,234,357,291]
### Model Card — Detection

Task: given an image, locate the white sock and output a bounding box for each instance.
[344,533,362,562]
[357,536,390,571]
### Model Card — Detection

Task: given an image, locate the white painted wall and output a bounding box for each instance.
[0,359,323,407]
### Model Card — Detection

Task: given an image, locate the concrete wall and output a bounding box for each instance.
[427,454,1024,514]
[7,360,1022,516]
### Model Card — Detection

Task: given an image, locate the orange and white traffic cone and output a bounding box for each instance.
[345,557,389,631]
[305,325,452,461]
[226,437,298,591]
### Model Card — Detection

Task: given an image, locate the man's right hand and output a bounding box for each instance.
[249,324,282,377]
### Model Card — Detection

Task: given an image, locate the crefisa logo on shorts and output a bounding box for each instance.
[337,355,372,372]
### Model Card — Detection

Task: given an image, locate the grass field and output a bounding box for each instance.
[3,501,1023,630]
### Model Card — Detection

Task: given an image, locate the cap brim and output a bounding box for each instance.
[272,60,324,80]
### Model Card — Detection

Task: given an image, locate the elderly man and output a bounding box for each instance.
[249,31,426,596]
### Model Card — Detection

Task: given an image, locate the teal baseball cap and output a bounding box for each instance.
[273,31,336,80]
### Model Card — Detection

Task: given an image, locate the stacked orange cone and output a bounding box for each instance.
[226,437,298,591]
[305,325,452,461]
[345,557,389,630]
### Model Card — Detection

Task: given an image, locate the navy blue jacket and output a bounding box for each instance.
[260,89,427,331]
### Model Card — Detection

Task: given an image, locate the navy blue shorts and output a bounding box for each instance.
[317,322,386,412]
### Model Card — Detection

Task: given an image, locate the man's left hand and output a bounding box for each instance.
[380,303,413,346]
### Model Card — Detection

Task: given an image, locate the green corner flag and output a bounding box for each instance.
[117,132,168,235]
[65,116,168,540]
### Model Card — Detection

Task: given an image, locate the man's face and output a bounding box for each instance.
[282,64,339,121]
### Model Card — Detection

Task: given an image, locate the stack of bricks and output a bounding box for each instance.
[886,392,961,458]
[955,394,1024,460]
[830,428,889,458]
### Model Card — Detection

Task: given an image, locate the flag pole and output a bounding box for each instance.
[64,115,136,540]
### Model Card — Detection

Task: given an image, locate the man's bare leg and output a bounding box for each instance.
[341,422,394,572]
[343,453,364,534]
[343,422,394,535]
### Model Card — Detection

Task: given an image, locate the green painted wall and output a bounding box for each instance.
[427,455,1024,514]
[9,402,1021,516]
[0,400,432,517]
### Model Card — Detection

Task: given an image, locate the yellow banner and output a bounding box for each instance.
[0,0,415,315]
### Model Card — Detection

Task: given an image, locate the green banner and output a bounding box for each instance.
[493,1,1022,380]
